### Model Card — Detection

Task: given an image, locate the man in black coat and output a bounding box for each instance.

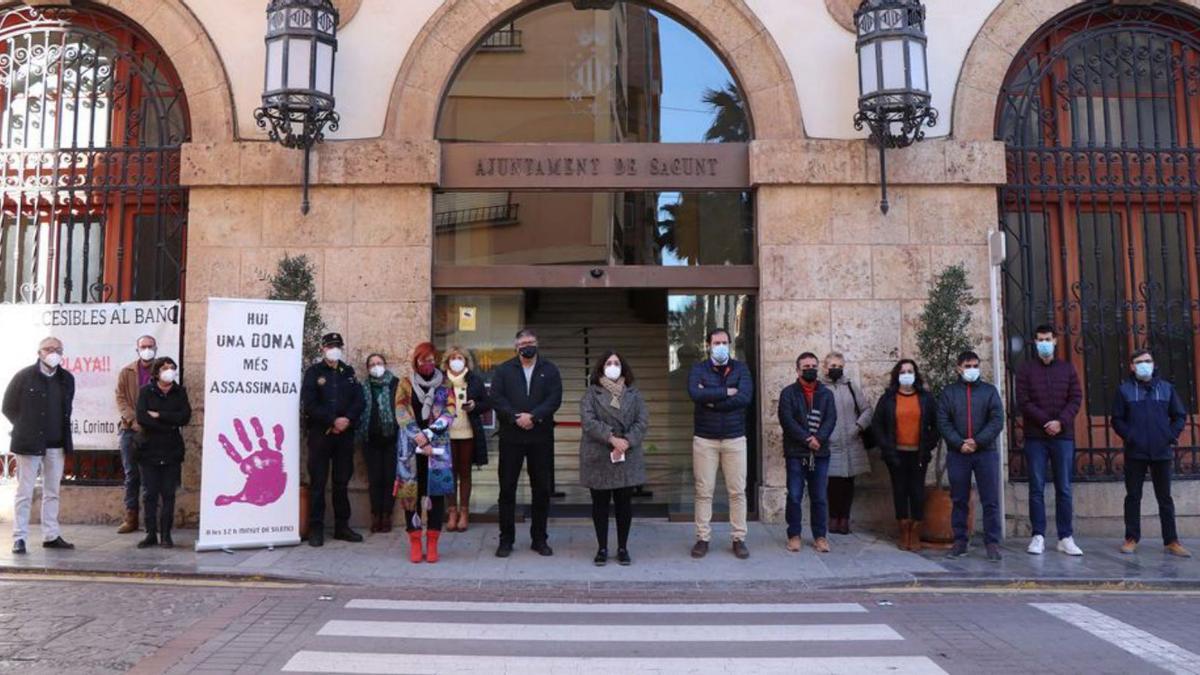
[300,333,365,547]
[778,352,837,554]
[489,328,563,558]
[2,336,76,554]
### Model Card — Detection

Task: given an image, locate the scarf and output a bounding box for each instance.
[359,371,396,439]
[799,378,818,407]
[411,368,445,421]
[600,376,625,409]
[446,368,468,392]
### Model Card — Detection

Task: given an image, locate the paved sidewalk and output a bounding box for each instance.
[0,521,1197,590]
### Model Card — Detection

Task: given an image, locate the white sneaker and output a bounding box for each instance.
[1057,536,1084,556]
[1026,534,1045,555]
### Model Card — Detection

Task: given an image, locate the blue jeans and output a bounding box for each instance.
[947,450,1002,545]
[119,429,141,512]
[785,456,829,539]
[1025,438,1075,539]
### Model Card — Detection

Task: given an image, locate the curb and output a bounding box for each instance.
[0,563,313,586]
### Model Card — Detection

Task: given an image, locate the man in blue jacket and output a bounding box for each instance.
[1112,349,1190,557]
[778,352,837,554]
[937,350,1005,561]
[687,328,753,559]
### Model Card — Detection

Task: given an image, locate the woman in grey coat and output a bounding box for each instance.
[823,352,874,534]
[579,350,648,566]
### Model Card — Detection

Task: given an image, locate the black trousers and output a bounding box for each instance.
[403,453,445,532]
[1124,457,1178,545]
[590,487,633,550]
[498,439,553,545]
[827,477,855,519]
[363,436,397,516]
[140,461,180,536]
[887,452,926,520]
[308,430,355,528]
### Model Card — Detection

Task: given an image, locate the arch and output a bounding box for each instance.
[384,0,803,141]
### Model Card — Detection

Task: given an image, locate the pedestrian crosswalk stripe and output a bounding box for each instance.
[1032,603,1200,674]
[283,651,947,674]
[345,599,868,614]
[318,619,903,642]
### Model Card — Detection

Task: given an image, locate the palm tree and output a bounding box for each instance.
[701,82,749,143]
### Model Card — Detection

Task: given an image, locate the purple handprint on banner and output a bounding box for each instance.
[215,417,288,507]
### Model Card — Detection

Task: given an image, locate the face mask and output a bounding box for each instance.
[898,373,916,388]
[827,368,843,382]
[962,367,981,383]
[1035,341,1055,359]
[369,365,386,379]
[801,368,818,383]
[42,352,62,369]
[518,345,538,359]
[711,344,730,363]
[604,364,622,381]
[324,348,343,363]
[138,347,156,361]
[417,363,436,377]
[448,358,466,373]
[158,368,177,384]
[1135,362,1154,380]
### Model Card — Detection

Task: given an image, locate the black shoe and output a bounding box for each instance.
[160,533,174,549]
[617,548,632,566]
[11,539,25,554]
[495,541,513,558]
[42,536,74,550]
[945,540,968,559]
[308,529,325,547]
[532,541,554,557]
[593,548,608,566]
[691,540,709,558]
[732,540,750,560]
[137,533,158,549]
[986,543,1003,562]
[333,526,363,543]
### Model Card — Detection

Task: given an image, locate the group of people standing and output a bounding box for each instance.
[2,322,1192,562]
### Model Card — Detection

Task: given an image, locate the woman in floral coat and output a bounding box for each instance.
[394,342,456,563]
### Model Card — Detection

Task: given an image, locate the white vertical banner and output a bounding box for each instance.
[197,298,305,552]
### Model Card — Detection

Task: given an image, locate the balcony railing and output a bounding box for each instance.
[434,203,520,230]
[479,27,522,51]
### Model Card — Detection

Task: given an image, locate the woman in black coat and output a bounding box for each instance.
[871,359,940,552]
[442,347,491,532]
[359,353,401,533]
[135,356,192,549]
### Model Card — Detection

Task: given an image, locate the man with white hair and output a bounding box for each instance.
[2,336,76,554]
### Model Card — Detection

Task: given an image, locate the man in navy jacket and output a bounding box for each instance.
[778,352,837,553]
[1112,349,1190,557]
[687,328,753,559]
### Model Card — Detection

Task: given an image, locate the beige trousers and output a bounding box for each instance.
[692,436,747,542]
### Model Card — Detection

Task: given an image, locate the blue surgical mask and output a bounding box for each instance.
[1036,341,1055,359]
[711,344,730,363]
[1134,362,1154,380]
[962,367,981,383]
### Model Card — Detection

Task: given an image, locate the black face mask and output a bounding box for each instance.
[518,346,538,359]
[801,368,818,383]
[827,368,844,382]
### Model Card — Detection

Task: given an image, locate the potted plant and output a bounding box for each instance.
[267,254,325,540]
[916,264,978,544]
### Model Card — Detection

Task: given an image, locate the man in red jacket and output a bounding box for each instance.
[1015,325,1083,556]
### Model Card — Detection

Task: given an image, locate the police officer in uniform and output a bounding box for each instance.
[301,333,366,546]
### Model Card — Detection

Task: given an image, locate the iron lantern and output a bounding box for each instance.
[254,0,340,215]
[852,0,938,214]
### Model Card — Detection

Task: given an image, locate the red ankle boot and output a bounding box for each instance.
[408,531,423,563]
[425,530,441,563]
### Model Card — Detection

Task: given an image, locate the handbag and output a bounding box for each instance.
[847,382,879,451]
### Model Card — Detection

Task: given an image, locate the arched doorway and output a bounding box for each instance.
[997,1,1200,482]
[432,0,758,518]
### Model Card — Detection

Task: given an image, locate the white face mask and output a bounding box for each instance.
[962,367,981,383]
[158,368,177,384]
[449,358,466,373]
[42,352,62,369]
[604,364,622,381]
[898,373,916,388]
[369,365,386,378]
[324,348,343,363]
[138,347,156,361]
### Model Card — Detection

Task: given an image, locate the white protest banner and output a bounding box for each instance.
[197,298,305,552]
[0,301,181,449]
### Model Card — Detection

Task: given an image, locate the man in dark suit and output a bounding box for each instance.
[489,328,563,558]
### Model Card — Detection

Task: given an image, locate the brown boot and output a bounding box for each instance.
[381,512,393,533]
[458,508,469,532]
[369,513,380,533]
[446,507,459,533]
[897,519,911,550]
[117,510,139,534]
[909,521,922,552]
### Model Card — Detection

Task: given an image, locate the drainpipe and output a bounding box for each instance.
[988,230,1008,541]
